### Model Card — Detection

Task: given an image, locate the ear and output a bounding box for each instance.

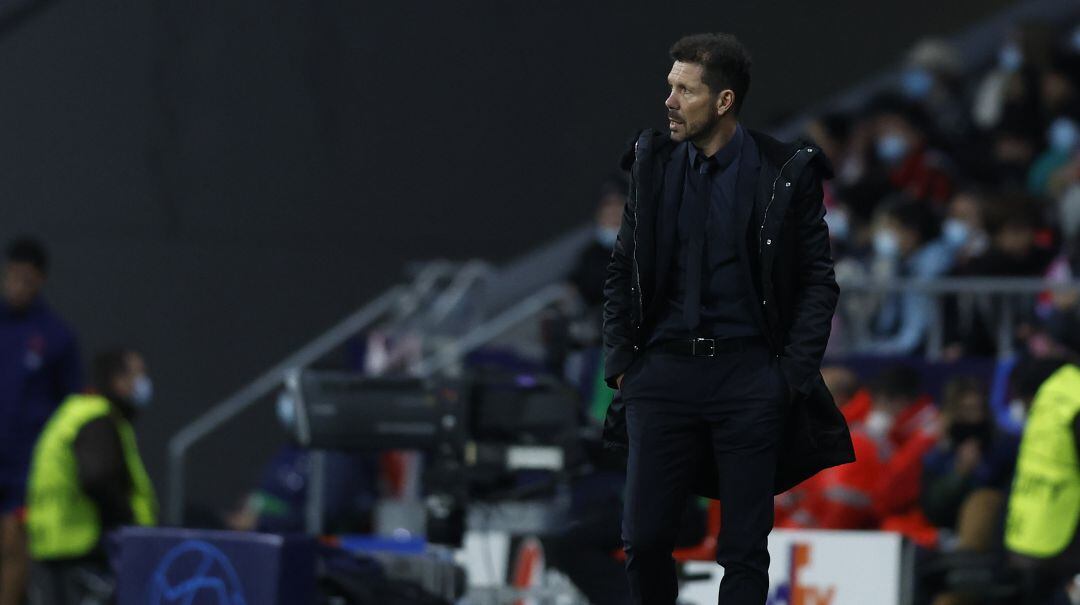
[716,89,735,116]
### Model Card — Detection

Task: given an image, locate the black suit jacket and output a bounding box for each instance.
[600,127,855,496]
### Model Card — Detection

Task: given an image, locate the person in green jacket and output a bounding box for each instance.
[1005,357,1080,605]
[25,348,157,605]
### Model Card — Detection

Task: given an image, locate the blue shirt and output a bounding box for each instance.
[651,124,759,343]
[863,237,960,355]
[0,297,82,478]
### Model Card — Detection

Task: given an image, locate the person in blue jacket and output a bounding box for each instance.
[0,237,82,605]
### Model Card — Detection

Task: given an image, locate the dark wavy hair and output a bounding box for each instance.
[669,33,752,115]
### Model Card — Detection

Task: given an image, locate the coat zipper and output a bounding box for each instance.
[758,149,803,253]
[632,167,644,335]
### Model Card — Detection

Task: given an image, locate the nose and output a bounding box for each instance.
[665,90,678,111]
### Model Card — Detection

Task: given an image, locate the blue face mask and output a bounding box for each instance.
[131,375,153,408]
[874,229,901,259]
[596,226,619,248]
[277,392,296,429]
[942,218,970,247]
[825,209,850,241]
[876,134,910,164]
[999,44,1022,72]
[901,68,933,100]
[1048,117,1079,153]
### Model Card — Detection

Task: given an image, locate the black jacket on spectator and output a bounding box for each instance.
[601,128,855,496]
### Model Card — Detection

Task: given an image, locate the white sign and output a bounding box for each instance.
[680,530,909,605]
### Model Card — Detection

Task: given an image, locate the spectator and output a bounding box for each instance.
[870,96,955,206]
[821,365,859,409]
[25,348,156,605]
[860,196,956,355]
[972,22,1055,136]
[1028,113,1079,198]
[963,200,1056,277]
[899,39,971,153]
[1004,356,1080,605]
[777,366,939,540]
[226,390,378,534]
[568,174,629,310]
[943,189,991,269]
[921,377,1018,538]
[550,175,628,413]
[0,238,82,605]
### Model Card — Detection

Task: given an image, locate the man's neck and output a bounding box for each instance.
[692,119,739,158]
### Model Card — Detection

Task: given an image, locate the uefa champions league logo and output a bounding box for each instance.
[148,540,247,605]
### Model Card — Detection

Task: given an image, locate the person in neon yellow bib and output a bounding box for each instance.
[25,349,157,605]
[1005,357,1080,605]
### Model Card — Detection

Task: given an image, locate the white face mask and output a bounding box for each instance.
[131,375,153,408]
[874,229,901,259]
[865,409,894,439]
[595,226,619,248]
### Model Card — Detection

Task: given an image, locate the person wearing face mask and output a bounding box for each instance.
[1028,113,1080,198]
[870,98,954,207]
[898,39,970,154]
[569,175,629,310]
[559,175,630,412]
[862,196,956,356]
[225,391,378,535]
[24,349,157,605]
[920,378,1019,542]
[776,365,938,540]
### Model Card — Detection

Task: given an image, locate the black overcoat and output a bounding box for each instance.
[601,127,856,497]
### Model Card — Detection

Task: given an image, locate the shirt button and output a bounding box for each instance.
[785,182,791,187]
[806,147,813,152]
[762,299,767,305]
[766,239,772,245]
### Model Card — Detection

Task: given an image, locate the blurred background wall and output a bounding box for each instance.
[0,0,1016,513]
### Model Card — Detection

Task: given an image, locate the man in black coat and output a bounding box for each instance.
[601,33,855,604]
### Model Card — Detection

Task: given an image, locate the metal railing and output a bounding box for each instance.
[836,277,1080,359]
[415,282,579,377]
[165,285,410,524]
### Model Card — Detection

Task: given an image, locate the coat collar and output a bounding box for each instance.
[626,126,834,180]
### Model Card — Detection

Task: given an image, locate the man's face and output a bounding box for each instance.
[952,392,987,424]
[997,224,1034,257]
[596,194,624,230]
[2,261,45,310]
[665,61,726,144]
[111,353,148,401]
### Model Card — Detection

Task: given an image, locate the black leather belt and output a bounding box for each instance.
[650,335,763,357]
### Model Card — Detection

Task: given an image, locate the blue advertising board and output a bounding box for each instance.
[115,527,315,605]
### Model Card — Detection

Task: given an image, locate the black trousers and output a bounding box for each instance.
[620,340,787,605]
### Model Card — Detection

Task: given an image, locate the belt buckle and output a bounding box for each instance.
[692,337,716,357]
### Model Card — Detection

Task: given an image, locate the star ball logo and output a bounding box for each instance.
[148,540,247,605]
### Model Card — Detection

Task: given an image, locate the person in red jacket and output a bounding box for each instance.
[777,365,940,544]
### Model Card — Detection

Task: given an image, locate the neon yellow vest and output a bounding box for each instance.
[26,394,157,560]
[1006,364,1080,558]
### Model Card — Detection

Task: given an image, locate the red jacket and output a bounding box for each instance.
[776,388,940,529]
